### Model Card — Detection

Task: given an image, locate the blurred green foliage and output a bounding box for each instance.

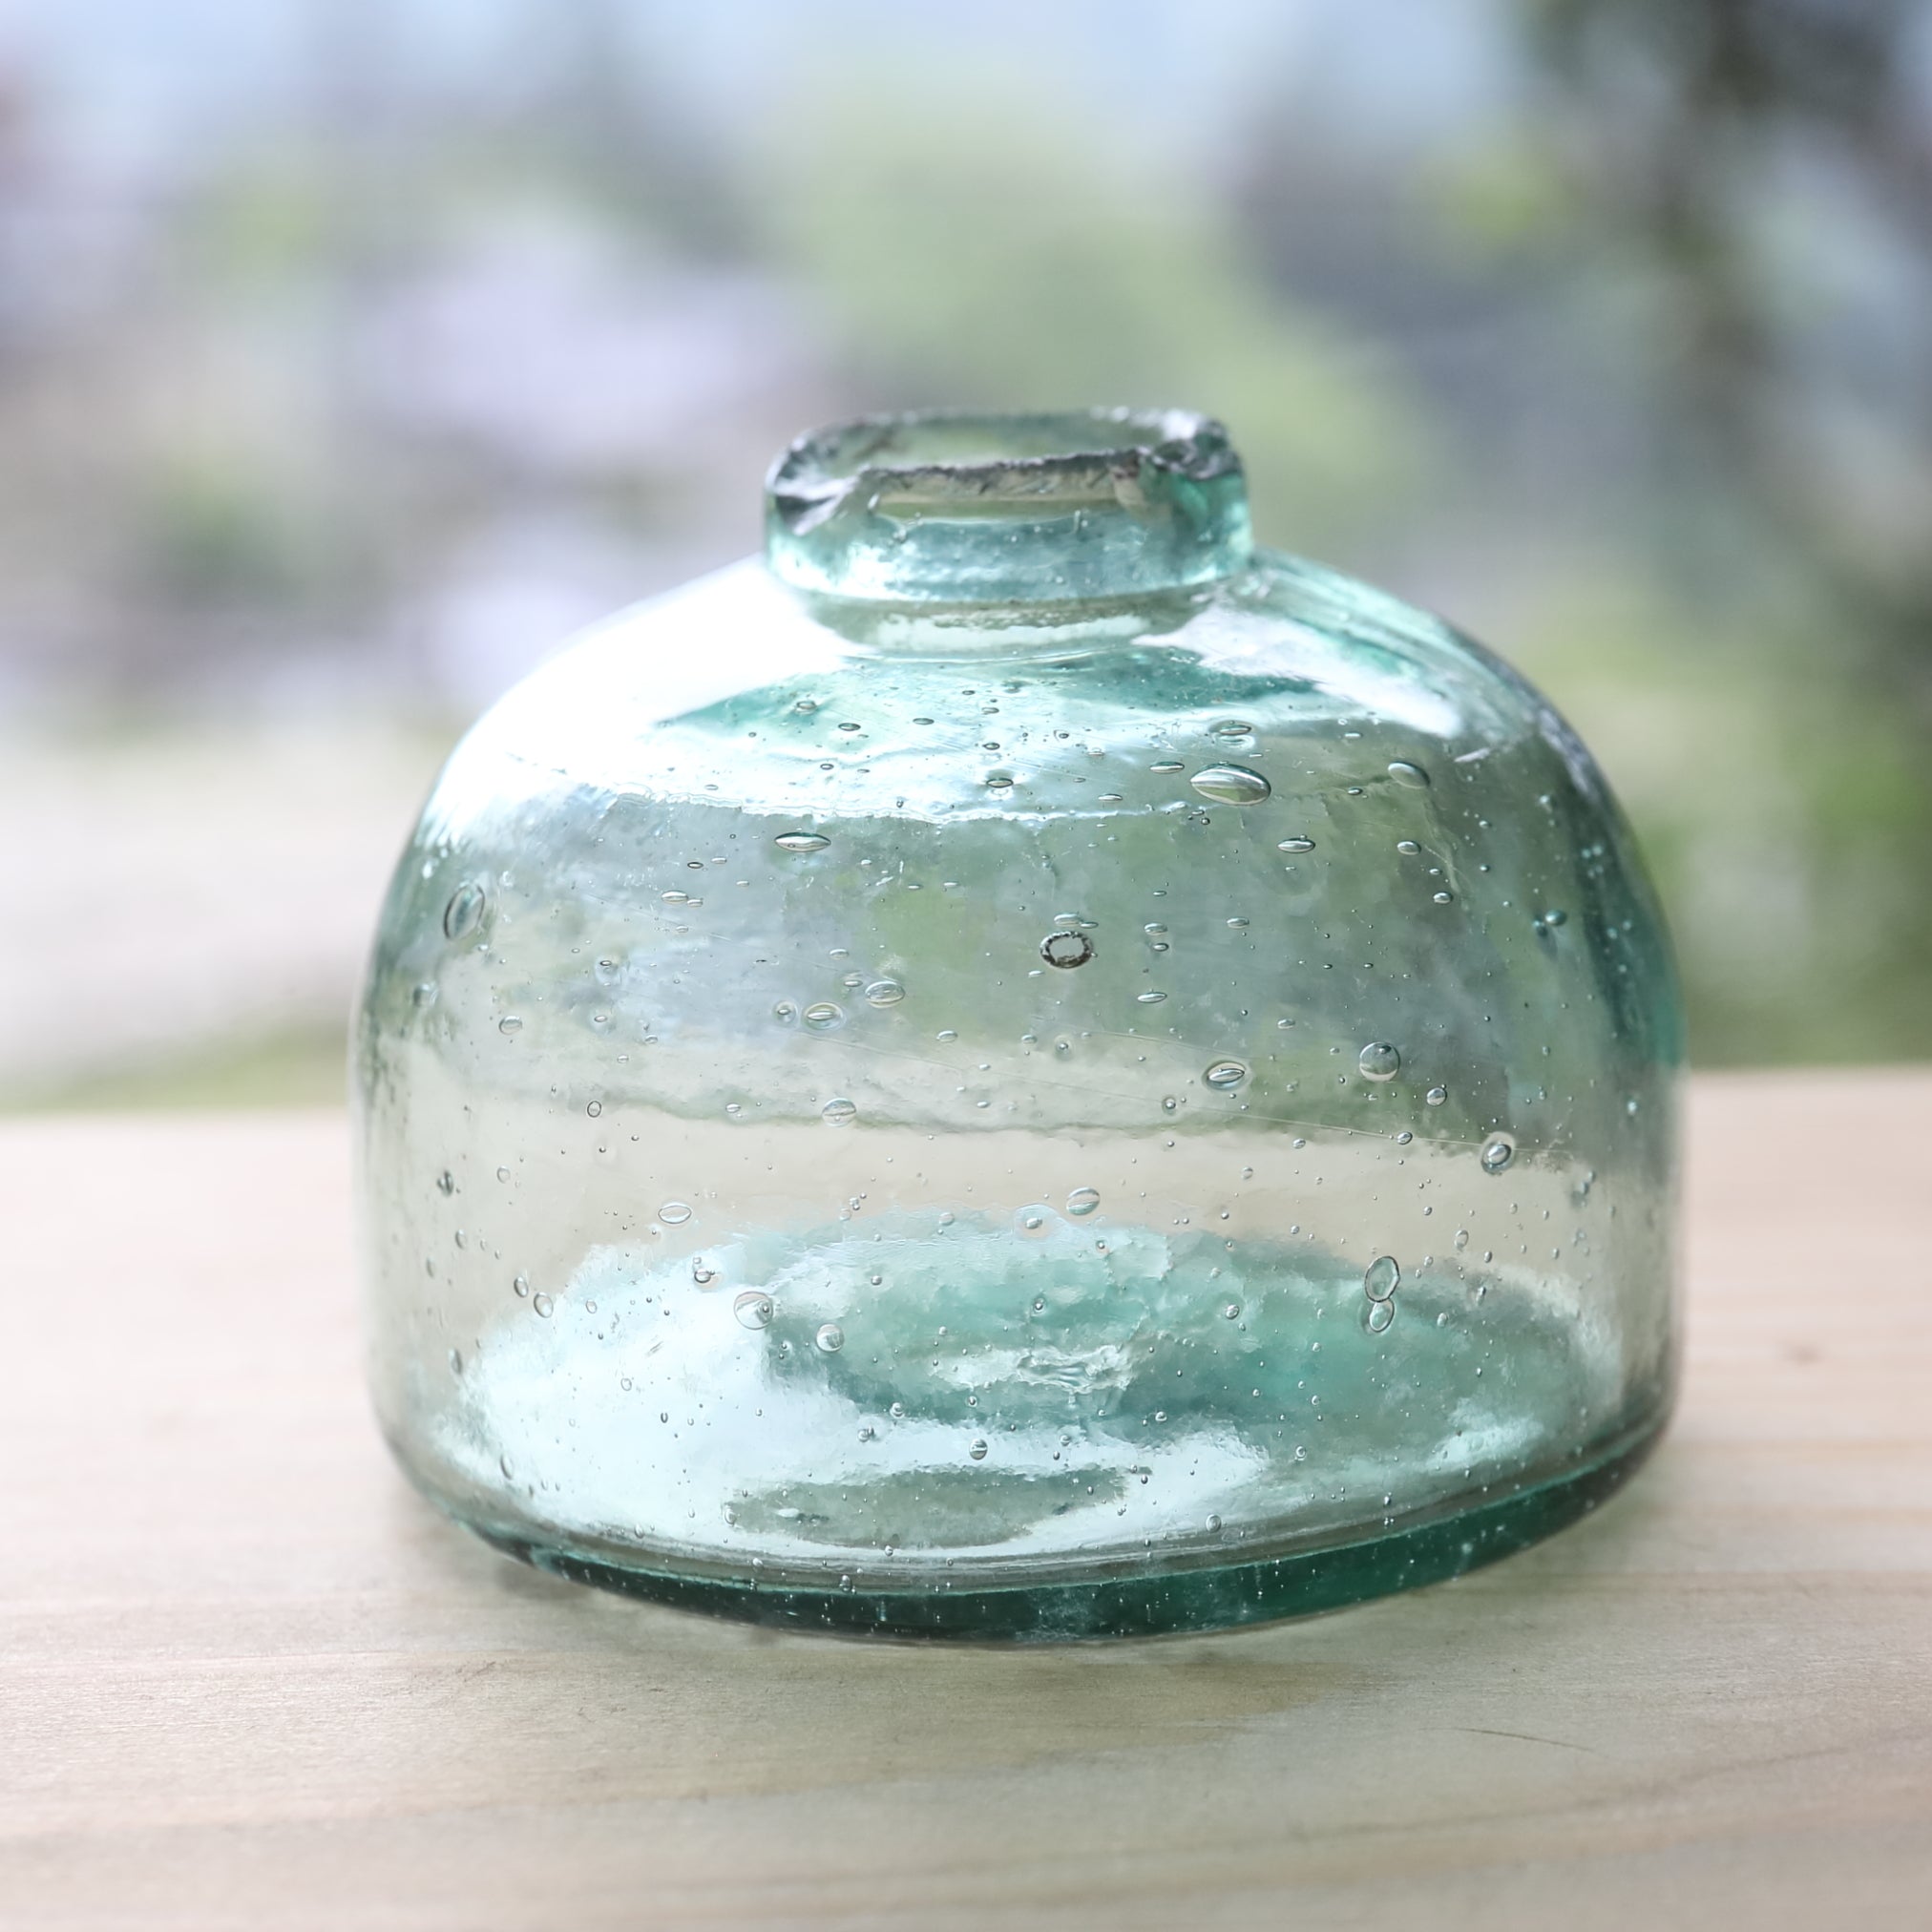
[139,453,316,601]
[4,0,1929,1101]
[760,74,1429,556]
[11,1026,350,1113]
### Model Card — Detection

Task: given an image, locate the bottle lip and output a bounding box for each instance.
[764,407,1252,604]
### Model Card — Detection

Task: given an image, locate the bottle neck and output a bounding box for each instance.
[763,408,1252,606]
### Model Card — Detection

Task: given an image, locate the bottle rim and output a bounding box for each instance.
[763,406,1252,603]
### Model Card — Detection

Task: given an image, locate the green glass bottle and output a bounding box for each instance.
[356,409,1680,1640]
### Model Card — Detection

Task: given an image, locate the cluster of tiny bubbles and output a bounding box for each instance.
[442,880,487,941]
[968,1438,990,1461]
[532,1292,556,1318]
[803,1001,845,1031]
[733,1292,774,1331]
[773,830,830,853]
[1066,1186,1102,1217]
[1040,930,1095,968]
[1363,1254,1400,1333]
[1204,1060,1248,1091]
[1425,1085,1448,1106]
[660,1201,693,1226]
[497,1016,523,1035]
[1480,1133,1517,1175]
[1188,765,1271,805]
[821,1097,858,1126]
[814,1322,845,1354]
[1358,1041,1402,1082]
[864,979,905,1006]
[1387,760,1431,788]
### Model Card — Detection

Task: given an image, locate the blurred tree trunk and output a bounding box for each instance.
[1525,0,1932,704]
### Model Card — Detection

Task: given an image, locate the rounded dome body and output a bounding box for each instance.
[356,410,1680,1639]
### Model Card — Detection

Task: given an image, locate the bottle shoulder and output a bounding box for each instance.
[411,553,1609,849]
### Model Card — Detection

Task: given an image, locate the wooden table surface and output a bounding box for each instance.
[4,1071,1930,1930]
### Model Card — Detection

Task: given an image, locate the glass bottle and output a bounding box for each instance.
[356,409,1680,1640]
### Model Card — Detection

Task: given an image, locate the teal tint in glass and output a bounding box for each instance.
[766,408,1251,602]
[355,408,1681,1641]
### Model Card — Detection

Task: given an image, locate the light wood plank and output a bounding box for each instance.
[3,1071,1929,1928]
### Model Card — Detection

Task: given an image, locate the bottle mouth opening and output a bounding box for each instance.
[769,408,1237,522]
[764,407,1251,604]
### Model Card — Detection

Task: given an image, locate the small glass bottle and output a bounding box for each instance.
[356,409,1680,1639]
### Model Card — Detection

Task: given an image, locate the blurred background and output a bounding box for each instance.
[3,0,1929,1110]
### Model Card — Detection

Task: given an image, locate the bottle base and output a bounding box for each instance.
[450,1411,1666,1643]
